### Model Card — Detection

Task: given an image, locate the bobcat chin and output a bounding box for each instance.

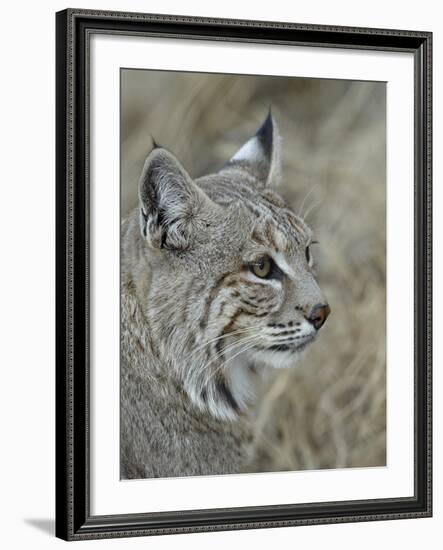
[120,112,330,479]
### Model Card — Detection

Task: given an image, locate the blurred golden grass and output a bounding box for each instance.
[121,69,386,471]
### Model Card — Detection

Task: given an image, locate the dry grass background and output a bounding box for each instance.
[121,69,386,471]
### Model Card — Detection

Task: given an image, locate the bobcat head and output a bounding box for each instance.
[128,112,330,420]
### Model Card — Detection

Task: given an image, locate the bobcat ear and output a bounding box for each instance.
[138,148,206,250]
[225,111,282,188]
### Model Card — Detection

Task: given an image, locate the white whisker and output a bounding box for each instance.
[303,198,323,221]
[298,183,319,218]
[195,333,261,379]
[205,336,262,386]
[188,325,261,358]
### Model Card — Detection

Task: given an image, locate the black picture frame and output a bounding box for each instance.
[55,8,432,541]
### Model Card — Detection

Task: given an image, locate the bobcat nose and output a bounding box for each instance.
[306,304,330,330]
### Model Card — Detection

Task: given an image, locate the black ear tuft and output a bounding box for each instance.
[222,110,282,188]
[150,135,161,149]
[255,109,274,160]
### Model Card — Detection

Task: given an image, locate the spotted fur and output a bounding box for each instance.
[121,113,329,478]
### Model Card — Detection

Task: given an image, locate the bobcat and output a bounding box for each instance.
[120,113,330,479]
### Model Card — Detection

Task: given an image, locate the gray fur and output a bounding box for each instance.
[121,114,329,479]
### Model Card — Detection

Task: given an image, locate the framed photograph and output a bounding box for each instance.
[55,8,432,541]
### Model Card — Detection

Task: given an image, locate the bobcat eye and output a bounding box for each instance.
[251,257,273,278]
